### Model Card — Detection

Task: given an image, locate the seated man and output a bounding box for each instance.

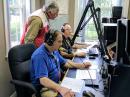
[30,29,91,97]
[59,23,88,59]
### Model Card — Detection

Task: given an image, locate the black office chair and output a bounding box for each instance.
[8,43,40,97]
[109,64,130,97]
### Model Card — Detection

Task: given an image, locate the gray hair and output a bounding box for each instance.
[44,1,59,12]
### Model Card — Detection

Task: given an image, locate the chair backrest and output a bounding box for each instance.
[8,43,37,97]
[109,64,130,97]
[8,43,36,81]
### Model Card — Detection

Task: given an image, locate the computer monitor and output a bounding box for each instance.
[125,20,130,55]
[103,23,117,45]
[112,6,122,19]
[116,19,129,64]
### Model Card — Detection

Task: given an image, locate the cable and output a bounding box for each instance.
[79,57,107,93]
[79,58,96,90]
[99,58,105,74]
[107,74,111,97]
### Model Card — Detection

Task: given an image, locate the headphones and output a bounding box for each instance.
[45,29,59,46]
[61,23,69,32]
[61,26,65,32]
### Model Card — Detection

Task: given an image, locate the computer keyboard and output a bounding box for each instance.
[88,47,99,56]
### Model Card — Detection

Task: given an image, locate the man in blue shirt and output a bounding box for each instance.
[30,29,91,97]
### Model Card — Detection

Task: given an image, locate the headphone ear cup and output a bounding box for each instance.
[45,29,59,46]
[47,34,54,46]
[48,39,53,46]
[61,26,64,32]
[45,32,53,46]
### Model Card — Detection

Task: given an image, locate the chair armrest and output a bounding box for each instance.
[118,64,130,68]
[113,63,130,75]
[10,79,37,93]
[114,63,130,69]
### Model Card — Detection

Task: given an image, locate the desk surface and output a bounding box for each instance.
[62,53,105,97]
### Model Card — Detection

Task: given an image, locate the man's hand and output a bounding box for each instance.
[74,52,86,57]
[58,86,75,97]
[80,62,91,69]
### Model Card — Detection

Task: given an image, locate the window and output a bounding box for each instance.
[85,0,113,41]
[74,0,123,42]
[4,0,30,56]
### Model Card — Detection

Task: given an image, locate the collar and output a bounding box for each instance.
[43,44,54,57]
[41,8,50,25]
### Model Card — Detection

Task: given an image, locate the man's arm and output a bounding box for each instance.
[72,43,89,49]
[24,17,42,43]
[64,60,91,69]
[59,50,74,59]
[59,47,86,58]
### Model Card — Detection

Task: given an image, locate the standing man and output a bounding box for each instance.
[20,1,59,47]
[30,29,91,97]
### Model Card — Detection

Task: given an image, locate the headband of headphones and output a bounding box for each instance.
[61,23,69,32]
[45,29,59,46]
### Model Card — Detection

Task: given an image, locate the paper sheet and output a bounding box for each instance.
[61,77,85,93]
[83,60,99,69]
[76,69,97,79]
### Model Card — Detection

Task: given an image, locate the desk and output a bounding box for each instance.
[62,51,105,97]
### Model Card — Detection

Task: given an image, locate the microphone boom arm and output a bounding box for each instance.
[71,0,111,61]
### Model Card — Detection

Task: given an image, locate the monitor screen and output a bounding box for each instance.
[103,23,117,45]
[116,19,129,64]
[126,20,130,55]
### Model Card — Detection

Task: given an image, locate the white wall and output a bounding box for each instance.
[0,0,14,97]
[128,0,130,19]
[122,0,130,18]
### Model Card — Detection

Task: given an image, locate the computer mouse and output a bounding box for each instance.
[83,91,95,97]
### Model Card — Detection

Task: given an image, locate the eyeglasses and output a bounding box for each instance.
[51,11,58,18]
[64,29,72,32]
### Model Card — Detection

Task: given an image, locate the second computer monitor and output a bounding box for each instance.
[103,23,117,45]
[125,20,130,55]
[116,19,130,64]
